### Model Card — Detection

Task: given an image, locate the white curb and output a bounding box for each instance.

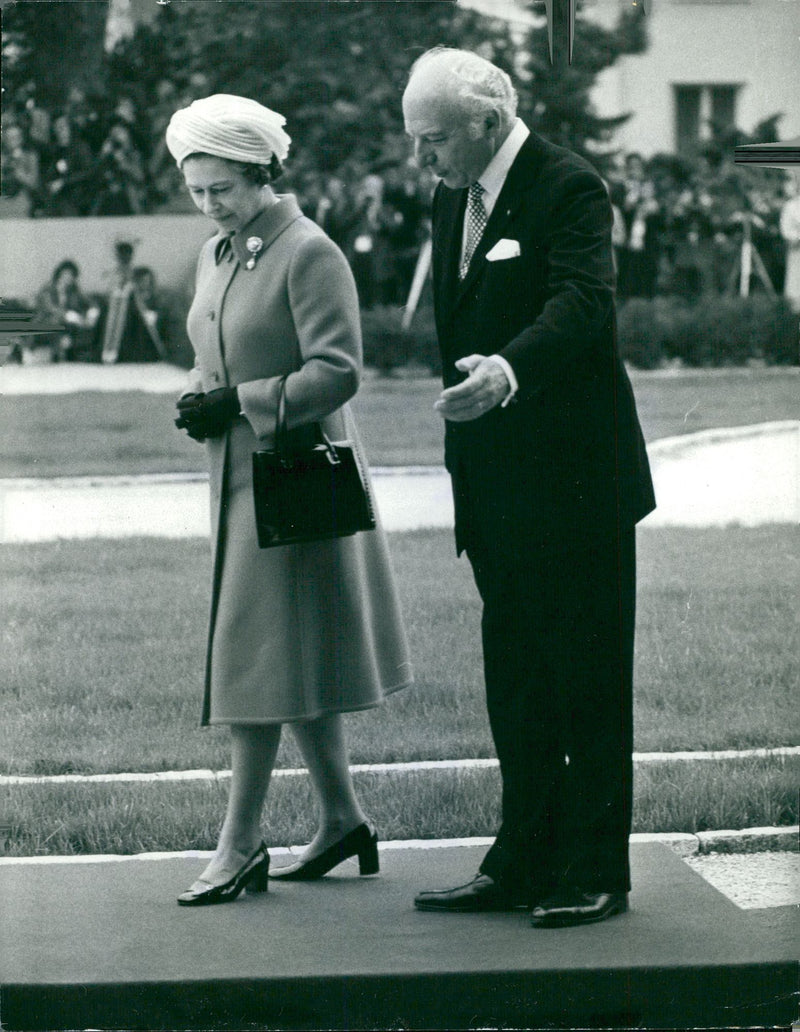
[3,747,797,787]
[0,827,796,866]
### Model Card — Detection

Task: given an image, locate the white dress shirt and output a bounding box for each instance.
[461,118,530,406]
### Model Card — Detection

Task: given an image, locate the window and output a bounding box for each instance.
[673,84,740,153]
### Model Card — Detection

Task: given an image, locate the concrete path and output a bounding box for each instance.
[643,420,800,527]
[0,468,457,540]
[0,360,190,395]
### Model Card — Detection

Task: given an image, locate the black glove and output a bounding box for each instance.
[174,393,204,441]
[175,387,240,441]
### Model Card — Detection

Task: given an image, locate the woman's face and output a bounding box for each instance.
[182,155,266,234]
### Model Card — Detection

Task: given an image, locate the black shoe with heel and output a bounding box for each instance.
[270,822,379,880]
[177,843,270,906]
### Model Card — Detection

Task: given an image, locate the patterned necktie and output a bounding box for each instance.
[460,181,487,280]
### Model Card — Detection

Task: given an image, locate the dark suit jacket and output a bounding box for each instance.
[431,130,656,558]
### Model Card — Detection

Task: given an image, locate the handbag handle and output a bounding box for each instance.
[275,375,289,457]
[274,375,340,466]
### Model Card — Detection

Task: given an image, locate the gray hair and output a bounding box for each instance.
[407,47,518,134]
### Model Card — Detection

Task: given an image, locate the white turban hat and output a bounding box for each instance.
[165,94,291,168]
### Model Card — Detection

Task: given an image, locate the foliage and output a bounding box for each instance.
[157,285,195,369]
[132,293,439,376]
[519,0,648,168]
[616,298,670,370]
[618,295,799,369]
[105,0,646,185]
[2,0,650,217]
[360,305,440,376]
[107,1,502,181]
[1,1,107,107]
[168,284,789,377]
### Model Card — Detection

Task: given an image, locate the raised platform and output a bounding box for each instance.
[1,843,796,1030]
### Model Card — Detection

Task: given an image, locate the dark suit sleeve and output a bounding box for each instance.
[499,166,616,396]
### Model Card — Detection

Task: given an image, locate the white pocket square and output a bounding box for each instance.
[486,238,521,261]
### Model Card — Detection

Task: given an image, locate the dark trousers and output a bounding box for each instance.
[468,528,636,901]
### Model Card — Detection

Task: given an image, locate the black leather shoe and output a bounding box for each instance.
[269,823,379,880]
[530,889,628,927]
[414,874,528,913]
[177,843,269,906]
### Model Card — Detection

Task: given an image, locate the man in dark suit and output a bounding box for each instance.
[403,48,656,927]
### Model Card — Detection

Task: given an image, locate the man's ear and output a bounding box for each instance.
[484,109,501,138]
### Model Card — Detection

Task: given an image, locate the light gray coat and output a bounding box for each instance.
[184,195,412,724]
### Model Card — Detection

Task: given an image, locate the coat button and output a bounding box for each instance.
[211,372,220,382]
[208,310,215,321]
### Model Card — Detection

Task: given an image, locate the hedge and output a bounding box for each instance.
[359,305,441,376]
[144,295,800,374]
[617,295,799,369]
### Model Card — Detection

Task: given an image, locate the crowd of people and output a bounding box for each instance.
[606,149,793,302]
[305,164,437,309]
[308,148,794,309]
[1,84,154,217]
[3,84,798,352]
[0,78,222,219]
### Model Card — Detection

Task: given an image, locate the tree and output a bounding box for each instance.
[1,1,108,109]
[108,1,505,177]
[1,0,649,208]
[109,0,646,182]
[516,0,648,167]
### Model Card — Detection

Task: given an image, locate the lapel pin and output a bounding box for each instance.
[245,236,263,269]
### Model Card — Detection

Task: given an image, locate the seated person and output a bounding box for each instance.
[100,259,168,363]
[34,259,100,362]
[131,266,170,360]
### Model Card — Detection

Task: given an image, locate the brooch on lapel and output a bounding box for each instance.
[245,236,263,270]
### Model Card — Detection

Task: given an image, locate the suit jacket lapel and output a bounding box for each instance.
[432,185,467,321]
[455,132,548,299]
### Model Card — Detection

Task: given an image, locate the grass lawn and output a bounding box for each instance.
[1,524,797,855]
[627,367,800,444]
[2,525,797,777]
[2,755,796,857]
[0,367,797,477]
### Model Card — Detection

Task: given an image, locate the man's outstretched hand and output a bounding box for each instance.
[434,355,510,422]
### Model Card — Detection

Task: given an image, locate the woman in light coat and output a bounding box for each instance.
[166,95,412,906]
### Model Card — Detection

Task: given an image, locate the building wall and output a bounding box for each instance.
[0,214,213,305]
[588,0,800,157]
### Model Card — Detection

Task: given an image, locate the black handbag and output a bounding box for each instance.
[252,376,376,548]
